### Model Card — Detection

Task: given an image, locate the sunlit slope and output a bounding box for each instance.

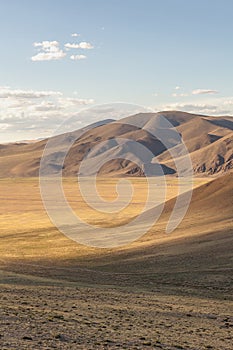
[0,174,231,263]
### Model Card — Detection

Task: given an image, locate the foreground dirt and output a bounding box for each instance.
[0,272,232,350]
[0,177,232,349]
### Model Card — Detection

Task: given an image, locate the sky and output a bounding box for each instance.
[0,0,233,142]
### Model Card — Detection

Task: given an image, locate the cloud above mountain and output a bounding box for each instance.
[158,96,233,115]
[0,86,62,98]
[0,86,94,141]
[192,89,219,95]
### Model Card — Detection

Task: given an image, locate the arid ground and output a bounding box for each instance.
[0,176,232,349]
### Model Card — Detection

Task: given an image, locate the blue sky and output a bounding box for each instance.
[0,0,233,141]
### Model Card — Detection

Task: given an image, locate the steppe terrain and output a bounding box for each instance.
[0,174,232,349]
[0,112,232,349]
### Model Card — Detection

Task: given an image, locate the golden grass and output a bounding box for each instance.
[0,176,232,350]
[0,176,210,261]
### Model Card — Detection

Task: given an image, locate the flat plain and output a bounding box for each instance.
[0,176,232,349]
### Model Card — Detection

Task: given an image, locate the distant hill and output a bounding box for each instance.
[0,111,232,177]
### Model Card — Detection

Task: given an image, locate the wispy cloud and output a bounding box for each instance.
[157,96,233,116]
[31,51,66,61]
[57,97,94,107]
[71,33,80,37]
[70,54,87,60]
[192,89,219,95]
[33,101,62,112]
[0,86,95,141]
[0,86,62,98]
[171,86,189,97]
[65,42,94,50]
[0,123,11,130]
[170,87,219,98]
[172,93,188,97]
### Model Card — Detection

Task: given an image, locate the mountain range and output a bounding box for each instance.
[0,111,232,177]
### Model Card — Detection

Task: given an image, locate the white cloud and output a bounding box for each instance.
[223,99,233,105]
[32,38,93,62]
[32,40,66,61]
[78,41,94,49]
[0,85,95,142]
[58,97,94,107]
[192,89,219,95]
[171,88,219,98]
[0,123,11,130]
[157,102,219,115]
[70,54,87,60]
[172,86,189,97]
[65,42,94,50]
[33,41,59,51]
[172,93,188,97]
[71,33,81,37]
[31,51,66,61]
[65,43,81,49]
[157,96,233,116]
[0,87,62,99]
[33,101,61,112]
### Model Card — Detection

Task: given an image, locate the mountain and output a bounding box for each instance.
[0,111,232,177]
[0,119,114,177]
[156,114,233,175]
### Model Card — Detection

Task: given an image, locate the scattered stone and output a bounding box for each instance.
[143,340,152,346]
[54,334,68,342]
[22,336,33,341]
